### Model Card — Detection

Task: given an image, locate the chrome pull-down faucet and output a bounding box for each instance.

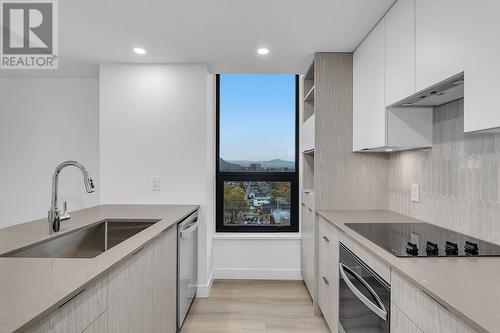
[48,161,95,234]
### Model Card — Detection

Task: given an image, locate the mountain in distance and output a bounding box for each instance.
[219,158,246,171]
[226,159,295,170]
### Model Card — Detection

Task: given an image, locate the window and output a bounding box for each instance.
[216,74,299,232]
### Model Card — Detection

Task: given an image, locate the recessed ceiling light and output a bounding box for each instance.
[385,148,394,152]
[133,47,147,55]
[257,48,269,55]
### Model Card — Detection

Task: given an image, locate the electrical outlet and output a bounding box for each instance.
[411,183,420,202]
[152,176,161,190]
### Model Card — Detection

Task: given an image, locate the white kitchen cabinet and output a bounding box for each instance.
[353,19,386,151]
[301,204,315,299]
[152,227,177,333]
[353,16,432,152]
[463,0,500,132]
[415,0,469,91]
[317,216,339,333]
[385,0,415,106]
[108,243,155,333]
[414,0,500,132]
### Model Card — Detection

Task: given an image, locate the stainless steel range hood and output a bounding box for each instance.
[390,72,464,108]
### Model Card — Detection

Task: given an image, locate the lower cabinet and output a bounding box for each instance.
[152,225,177,333]
[391,271,478,333]
[25,276,107,333]
[301,203,315,298]
[82,312,107,333]
[107,241,155,333]
[317,216,339,333]
[108,226,177,333]
[24,225,178,333]
[390,304,422,333]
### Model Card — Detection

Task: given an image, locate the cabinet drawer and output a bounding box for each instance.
[51,276,108,333]
[317,216,339,332]
[392,271,478,333]
[26,276,108,333]
[301,190,315,210]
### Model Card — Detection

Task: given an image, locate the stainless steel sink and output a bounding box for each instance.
[0,219,159,258]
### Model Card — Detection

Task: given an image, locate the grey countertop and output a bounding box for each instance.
[0,204,199,333]
[317,209,500,333]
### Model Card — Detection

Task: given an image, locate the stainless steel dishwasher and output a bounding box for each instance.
[177,211,199,330]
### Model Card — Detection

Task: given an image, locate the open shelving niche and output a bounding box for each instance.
[302,61,315,196]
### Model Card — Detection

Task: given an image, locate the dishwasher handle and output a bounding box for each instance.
[180,213,199,239]
[339,263,388,321]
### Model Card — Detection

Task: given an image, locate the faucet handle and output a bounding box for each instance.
[60,201,71,221]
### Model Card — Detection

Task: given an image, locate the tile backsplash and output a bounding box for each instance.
[387,99,500,245]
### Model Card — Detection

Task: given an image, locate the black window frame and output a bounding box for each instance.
[215,74,299,233]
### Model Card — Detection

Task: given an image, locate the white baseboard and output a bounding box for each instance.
[213,268,303,280]
[196,271,214,298]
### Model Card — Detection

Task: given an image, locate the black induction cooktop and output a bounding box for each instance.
[345,222,500,257]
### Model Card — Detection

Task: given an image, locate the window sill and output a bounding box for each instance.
[212,233,301,240]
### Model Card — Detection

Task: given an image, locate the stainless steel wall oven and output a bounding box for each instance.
[339,243,390,333]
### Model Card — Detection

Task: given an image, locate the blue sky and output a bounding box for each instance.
[220,74,296,162]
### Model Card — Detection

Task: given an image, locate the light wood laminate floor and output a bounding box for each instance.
[180,280,330,333]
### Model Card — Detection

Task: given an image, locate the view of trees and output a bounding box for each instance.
[223,181,291,226]
[223,183,249,221]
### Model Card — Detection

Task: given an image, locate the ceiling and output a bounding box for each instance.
[0,0,396,78]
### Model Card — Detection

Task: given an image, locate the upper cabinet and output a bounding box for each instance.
[353,15,432,152]
[463,0,500,132]
[415,0,468,91]
[385,0,415,106]
[353,19,386,151]
[354,0,500,148]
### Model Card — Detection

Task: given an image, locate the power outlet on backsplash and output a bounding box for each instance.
[411,184,420,203]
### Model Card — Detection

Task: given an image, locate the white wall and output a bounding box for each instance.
[212,235,301,279]
[0,79,99,228]
[99,64,214,294]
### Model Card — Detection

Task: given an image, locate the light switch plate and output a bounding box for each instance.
[411,183,420,202]
[152,176,161,190]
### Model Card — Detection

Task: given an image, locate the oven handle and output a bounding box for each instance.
[339,263,388,321]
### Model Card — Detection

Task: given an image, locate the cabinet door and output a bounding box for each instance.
[415,0,469,91]
[385,0,415,106]
[108,243,154,333]
[301,204,315,298]
[317,217,339,333]
[353,19,386,151]
[463,0,500,132]
[152,227,177,333]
